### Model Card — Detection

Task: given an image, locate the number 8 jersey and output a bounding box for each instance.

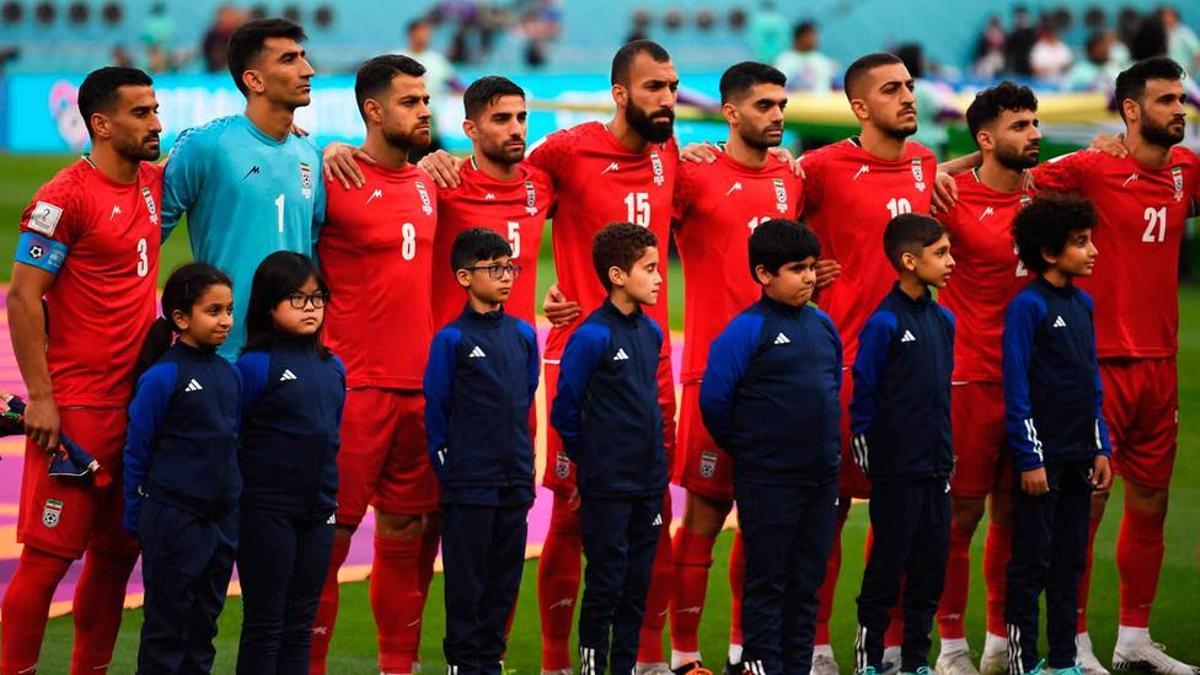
[15,158,163,406]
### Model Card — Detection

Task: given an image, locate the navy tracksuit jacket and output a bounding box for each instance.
[1002,278,1112,672]
[850,284,955,674]
[550,299,666,675]
[424,305,539,675]
[234,340,346,675]
[700,296,842,675]
[123,341,242,675]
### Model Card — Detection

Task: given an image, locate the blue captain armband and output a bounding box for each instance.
[15,231,67,275]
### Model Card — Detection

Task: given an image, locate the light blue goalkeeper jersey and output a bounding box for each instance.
[162,114,326,359]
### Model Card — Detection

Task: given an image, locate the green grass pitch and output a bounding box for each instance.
[0,155,1194,672]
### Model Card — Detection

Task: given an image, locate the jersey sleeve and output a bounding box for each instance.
[699,313,763,454]
[15,177,83,276]
[526,129,572,181]
[550,322,610,459]
[235,351,271,420]
[1031,151,1089,193]
[1003,291,1047,471]
[161,126,210,238]
[850,310,897,439]
[122,361,177,533]
[423,326,462,478]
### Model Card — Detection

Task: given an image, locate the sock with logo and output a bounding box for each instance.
[937,517,975,640]
[71,549,138,671]
[1076,508,1104,633]
[537,494,582,671]
[983,519,1012,638]
[1,546,72,675]
[728,529,745,650]
[637,524,673,665]
[668,528,716,655]
[372,534,423,674]
[1116,504,1165,628]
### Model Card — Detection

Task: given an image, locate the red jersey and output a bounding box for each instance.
[432,158,555,329]
[936,170,1034,383]
[673,147,803,383]
[799,138,936,362]
[15,159,163,407]
[527,121,677,359]
[319,162,438,389]
[1031,148,1200,359]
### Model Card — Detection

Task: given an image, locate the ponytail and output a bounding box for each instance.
[134,317,176,380]
[134,262,233,379]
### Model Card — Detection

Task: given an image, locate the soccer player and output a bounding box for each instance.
[431,75,555,330]
[308,54,439,675]
[1,66,163,675]
[162,17,325,359]
[797,51,939,674]
[932,82,1040,675]
[668,61,804,674]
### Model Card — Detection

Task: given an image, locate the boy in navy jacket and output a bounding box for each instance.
[425,229,540,675]
[700,219,842,675]
[851,214,956,675]
[1003,194,1113,675]
[550,222,666,675]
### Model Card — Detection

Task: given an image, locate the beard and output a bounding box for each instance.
[383,125,431,152]
[882,119,918,141]
[626,103,675,143]
[996,142,1040,171]
[1142,115,1185,148]
[480,137,526,165]
[739,124,784,150]
[116,133,161,162]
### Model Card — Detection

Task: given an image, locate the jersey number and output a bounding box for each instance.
[401,222,417,261]
[624,192,651,227]
[136,237,149,278]
[274,193,285,234]
[507,221,521,258]
[1142,206,1167,243]
[886,197,912,218]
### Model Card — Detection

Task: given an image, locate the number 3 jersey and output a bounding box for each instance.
[15,158,164,406]
[799,138,937,363]
[527,121,678,360]
[1031,148,1200,359]
[318,161,438,390]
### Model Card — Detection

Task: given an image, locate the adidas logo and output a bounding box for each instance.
[613,348,630,361]
[652,513,663,526]
[279,369,297,382]
[901,330,917,343]
[1053,315,1067,328]
[469,346,487,359]
[774,332,791,345]
[184,378,203,392]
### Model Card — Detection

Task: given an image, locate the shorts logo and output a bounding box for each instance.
[299,162,313,199]
[555,452,571,480]
[28,201,63,236]
[42,498,63,528]
[699,451,719,478]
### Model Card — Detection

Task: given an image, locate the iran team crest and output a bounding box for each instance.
[141,186,158,224]
[650,151,665,186]
[42,498,63,528]
[524,181,538,215]
[555,452,572,479]
[699,451,719,479]
[773,178,789,214]
[911,157,926,192]
[415,181,434,216]
[1172,166,1183,202]
[299,162,314,199]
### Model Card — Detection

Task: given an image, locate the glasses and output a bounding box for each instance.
[465,263,522,280]
[287,291,329,309]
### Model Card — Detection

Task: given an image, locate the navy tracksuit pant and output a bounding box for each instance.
[441,502,530,675]
[737,478,839,675]
[577,495,663,675]
[1006,459,1093,673]
[856,478,950,673]
[137,496,238,675]
[235,508,335,675]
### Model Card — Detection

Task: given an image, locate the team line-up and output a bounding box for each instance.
[0,14,1197,675]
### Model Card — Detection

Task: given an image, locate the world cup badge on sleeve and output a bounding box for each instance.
[42,498,63,528]
[650,151,665,186]
[415,181,434,216]
[699,451,719,479]
[525,181,538,215]
[912,157,926,192]
[555,452,571,479]
[299,162,314,199]
[773,178,789,214]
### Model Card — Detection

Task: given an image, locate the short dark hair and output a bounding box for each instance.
[407,18,428,34]
[719,61,787,103]
[227,18,307,96]
[1013,193,1097,274]
[243,251,333,358]
[463,75,525,120]
[451,228,512,272]
[748,219,821,281]
[77,66,154,137]
[966,81,1039,141]
[843,51,903,100]
[1114,56,1185,121]
[883,213,947,271]
[793,20,816,39]
[611,39,671,86]
[355,54,426,120]
[592,222,658,291]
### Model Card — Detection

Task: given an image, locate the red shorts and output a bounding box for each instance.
[1101,357,1178,489]
[336,388,439,525]
[675,382,734,503]
[17,407,139,560]
[543,354,676,496]
[839,368,872,500]
[948,382,1011,499]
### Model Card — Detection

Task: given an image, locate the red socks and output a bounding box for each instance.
[638,524,674,663]
[937,519,975,640]
[1,546,72,675]
[728,529,745,647]
[537,494,582,671]
[814,506,848,646]
[983,518,1012,637]
[309,532,352,674]
[1116,503,1165,628]
[70,550,138,672]
[372,535,423,674]
[668,528,716,653]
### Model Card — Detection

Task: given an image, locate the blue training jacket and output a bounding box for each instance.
[850,284,955,483]
[700,296,842,486]
[123,341,242,533]
[550,300,666,498]
[237,340,346,517]
[424,305,540,506]
[1003,278,1112,472]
